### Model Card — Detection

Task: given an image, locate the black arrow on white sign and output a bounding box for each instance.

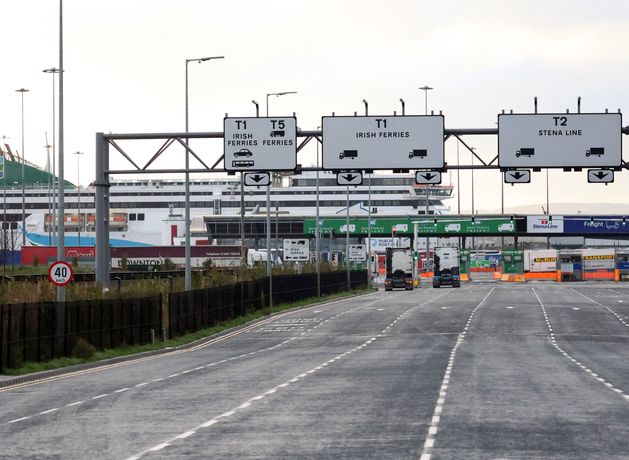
[504,169,531,184]
[414,170,442,185]
[336,171,363,186]
[587,169,614,184]
[244,172,271,187]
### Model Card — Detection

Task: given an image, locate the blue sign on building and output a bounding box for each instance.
[563,216,629,234]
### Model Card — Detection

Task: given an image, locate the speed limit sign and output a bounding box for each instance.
[48,261,74,287]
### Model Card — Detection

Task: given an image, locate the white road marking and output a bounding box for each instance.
[65,401,84,407]
[92,394,108,400]
[533,287,629,402]
[8,416,30,424]
[39,408,58,415]
[420,287,495,460]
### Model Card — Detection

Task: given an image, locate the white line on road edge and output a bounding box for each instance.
[420,287,495,460]
[1,293,393,426]
[124,289,449,460]
[569,288,629,328]
[532,288,629,402]
[0,291,381,395]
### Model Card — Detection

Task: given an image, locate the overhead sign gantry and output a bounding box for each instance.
[321,115,444,170]
[498,113,622,168]
[224,117,297,171]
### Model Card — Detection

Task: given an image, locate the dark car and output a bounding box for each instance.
[339,150,358,160]
[234,148,253,158]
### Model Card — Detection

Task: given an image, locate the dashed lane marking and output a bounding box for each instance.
[569,288,629,328]
[419,287,495,460]
[533,288,629,402]
[124,289,454,460]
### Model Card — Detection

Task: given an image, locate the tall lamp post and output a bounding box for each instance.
[184,55,224,290]
[265,91,297,269]
[470,146,476,250]
[43,67,61,246]
[73,151,83,246]
[15,88,29,247]
[419,85,433,273]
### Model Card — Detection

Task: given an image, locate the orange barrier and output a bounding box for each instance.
[500,274,527,282]
[501,274,509,281]
[556,270,562,282]
[525,272,557,280]
[615,269,621,282]
[460,273,469,281]
[513,275,527,282]
[583,270,615,280]
[420,272,434,278]
[493,272,503,280]
[470,267,497,272]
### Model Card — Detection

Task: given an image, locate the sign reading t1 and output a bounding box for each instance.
[322,115,444,170]
[498,113,622,168]
[224,117,297,171]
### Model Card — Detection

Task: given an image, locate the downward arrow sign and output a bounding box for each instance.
[343,174,356,182]
[510,172,525,180]
[422,173,436,181]
[251,175,263,182]
[594,172,609,179]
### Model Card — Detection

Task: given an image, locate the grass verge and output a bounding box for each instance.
[2,287,376,377]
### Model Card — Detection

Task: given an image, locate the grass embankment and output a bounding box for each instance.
[2,287,376,377]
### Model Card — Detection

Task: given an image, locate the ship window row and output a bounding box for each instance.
[128,213,145,221]
[2,199,440,211]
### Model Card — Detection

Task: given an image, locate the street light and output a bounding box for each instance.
[73,151,84,246]
[470,146,476,250]
[15,88,29,247]
[265,91,297,268]
[184,55,224,290]
[419,85,433,272]
[43,67,61,246]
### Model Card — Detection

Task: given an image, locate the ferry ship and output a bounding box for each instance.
[0,148,454,254]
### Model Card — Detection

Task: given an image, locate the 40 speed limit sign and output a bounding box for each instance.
[48,261,74,286]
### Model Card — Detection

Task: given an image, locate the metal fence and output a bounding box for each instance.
[0,296,162,371]
[168,270,368,339]
[0,270,367,371]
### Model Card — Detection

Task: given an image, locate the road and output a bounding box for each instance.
[1,283,628,459]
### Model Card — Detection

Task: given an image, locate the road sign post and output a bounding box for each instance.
[48,261,74,287]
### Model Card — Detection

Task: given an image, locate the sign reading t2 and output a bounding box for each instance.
[322,115,444,170]
[224,117,297,171]
[498,113,622,168]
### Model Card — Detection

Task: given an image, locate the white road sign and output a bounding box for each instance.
[336,171,363,186]
[224,117,297,171]
[587,169,614,183]
[283,239,309,261]
[504,170,531,184]
[48,261,74,286]
[244,172,271,187]
[322,115,444,170]
[349,244,366,262]
[415,170,442,185]
[498,113,622,168]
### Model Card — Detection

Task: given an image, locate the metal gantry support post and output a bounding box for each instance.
[346,184,350,290]
[367,172,372,287]
[95,133,110,289]
[266,184,273,306]
[315,131,321,297]
[56,0,65,303]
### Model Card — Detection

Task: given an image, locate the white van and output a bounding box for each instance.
[445,223,461,232]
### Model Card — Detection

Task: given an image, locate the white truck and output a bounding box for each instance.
[384,248,414,291]
[432,246,461,288]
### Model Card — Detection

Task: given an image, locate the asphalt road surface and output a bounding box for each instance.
[1,283,628,459]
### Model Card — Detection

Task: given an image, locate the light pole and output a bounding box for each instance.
[73,151,83,246]
[15,88,29,247]
[316,125,321,296]
[362,99,372,287]
[419,85,433,272]
[57,0,66,303]
[43,67,61,246]
[470,146,476,250]
[184,55,224,290]
[265,91,297,270]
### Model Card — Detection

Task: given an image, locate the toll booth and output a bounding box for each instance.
[616,249,629,281]
[558,249,583,281]
[459,250,471,279]
[502,250,524,274]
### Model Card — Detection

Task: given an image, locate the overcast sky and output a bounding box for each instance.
[1,0,628,213]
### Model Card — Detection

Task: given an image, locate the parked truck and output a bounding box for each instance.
[432,246,461,288]
[384,247,414,291]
